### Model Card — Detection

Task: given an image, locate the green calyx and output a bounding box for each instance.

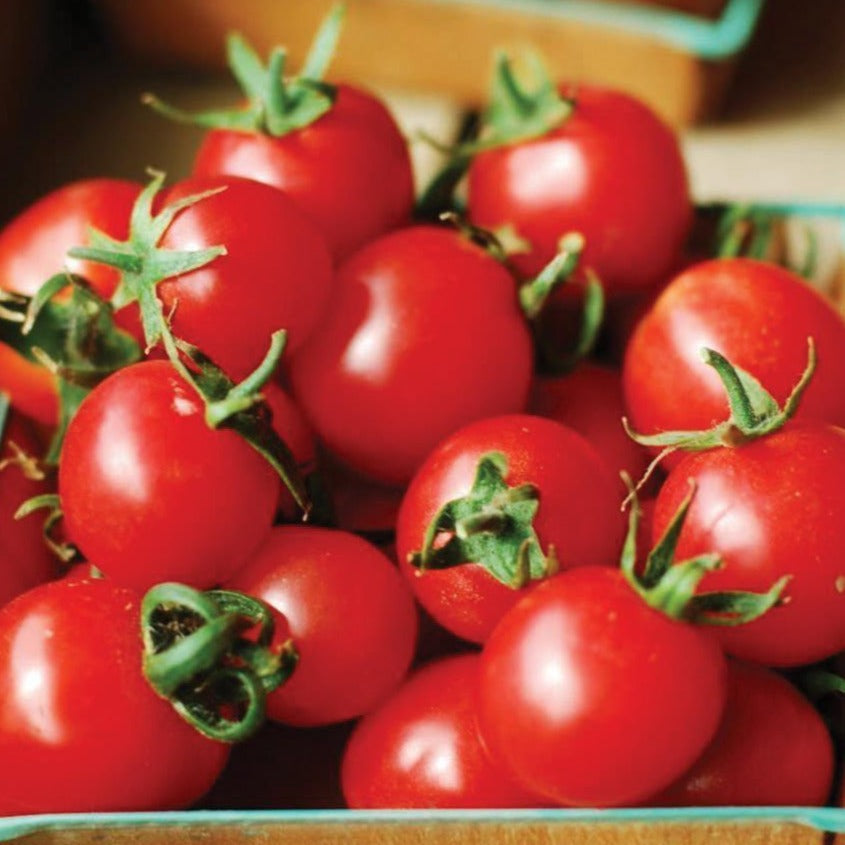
[142,583,298,742]
[408,451,557,589]
[68,170,311,516]
[15,493,77,564]
[621,476,788,625]
[143,4,344,137]
[0,274,142,464]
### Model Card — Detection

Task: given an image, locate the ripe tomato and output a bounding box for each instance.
[396,414,625,643]
[652,423,845,667]
[153,175,333,380]
[290,226,534,485]
[342,653,544,809]
[530,364,650,489]
[59,360,278,592]
[0,578,229,814]
[227,526,418,727]
[193,85,414,262]
[467,85,691,294]
[0,179,141,424]
[651,660,833,807]
[624,259,845,439]
[478,566,727,807]
[0,412,54,606]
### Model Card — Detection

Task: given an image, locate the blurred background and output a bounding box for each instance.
[2,0,844,221]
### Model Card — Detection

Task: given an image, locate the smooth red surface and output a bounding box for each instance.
[0,179,141,424]
[653,424,845,667]
[623,259,845,438]
[156,176,333,380]
[467,85,691,294]
[290,226,533,485]
[397,414,626,643]
[652,661,834,807]
[59,360,277,591]
[193,85,414,262]
[342,654,543,809]
[0,579,228,814]
[478,567,727,807]
[0,414,55,607]
[228,526,418,727]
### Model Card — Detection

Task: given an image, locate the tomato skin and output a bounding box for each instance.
[227,526,418,727]
[478,566,727,807]
[623,259,845,440]
[651,661,833,807]
[0,414,55,607]
[467,85,691,294]
[530,365,649,488]
[193,85,414,262]
[290,226,534,485]
[652,424,845,667]
[59,360,277,592]
[342,654,544,809]
[0,579,229,814]
[397,414,625,643]
[0,179,142,424]
[156,176,333,380]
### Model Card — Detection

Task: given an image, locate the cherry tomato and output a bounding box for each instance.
[154,175,333,380]
[227,526,418,727]
[59,360,277,592]
[0,413,55,606]
[0,179,141,424]
[651,661,833,807]
[0,578,229,814]
[193,85,414,262]
[290,226,534,485]
[624,259,845,440]
[652,423,845,667]
[530,364,650,489]
[478,566,727,807]
[342,653,544,809]
[467,85,691,294]
[397,414,625,643]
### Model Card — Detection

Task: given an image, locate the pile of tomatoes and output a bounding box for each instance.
[0,6,843,817]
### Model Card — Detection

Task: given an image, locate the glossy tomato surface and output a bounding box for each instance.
[652,423,845,667]
[59,360,277,591]
[397,414,625,643]
[478,567,727,807]
[652,661,833,807]
[0,579,229,814]
[624,259,845,438]
[342,653,543,809]
[228,526,418,727]
[0,179,141,424]
[467,85,691,294]
[290,226,533,485]
[193,85,414,262]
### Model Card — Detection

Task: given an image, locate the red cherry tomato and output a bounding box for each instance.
[652,660,834,807]
[59,360,277,592]
[478,567,727,807]
[0,179,141,424]
[193,85,414,262]
[467,85,691,294]
[0,579,229,814]
[0,413,55,606]
[530,364,649,489]
[154,176,333,380]
[623,259,845,440]
[342,653,544,809]
[290,226,534,485]
[227,526,418,727]
[397,414,625,643]
[652,423,845,667]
